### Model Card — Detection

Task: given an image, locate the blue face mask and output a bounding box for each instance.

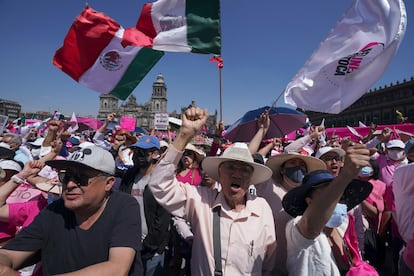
[325,203,348,228]
[284,166,306,183]
[358,166,373,178]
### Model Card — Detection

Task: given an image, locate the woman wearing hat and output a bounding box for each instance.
[282,143,375,275]
[148,107,276,275]
[176,143,204,186]
[255,152,326,275]
[170,143,204,275]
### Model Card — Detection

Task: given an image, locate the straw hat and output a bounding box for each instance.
[266,152,326,182]
[202,142,272,184]
[184,143,205,161]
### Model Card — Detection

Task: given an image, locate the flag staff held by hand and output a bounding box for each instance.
[210,56,224,122]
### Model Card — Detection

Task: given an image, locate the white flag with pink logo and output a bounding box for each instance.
[284,0,407,114]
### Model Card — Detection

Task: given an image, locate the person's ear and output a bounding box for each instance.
[104,176,115,192]
[305,196,312,206]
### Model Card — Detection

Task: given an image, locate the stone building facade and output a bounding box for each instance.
[97,73,218,131]
[0,99,21,121]
[305,77,414,127]
[97,73,168,130]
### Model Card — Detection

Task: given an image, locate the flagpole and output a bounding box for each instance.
[270,89,285,109]
[219,67,223,122]
[209,55,224,122]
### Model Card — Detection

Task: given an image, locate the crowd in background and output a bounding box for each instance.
[0,107,413,276]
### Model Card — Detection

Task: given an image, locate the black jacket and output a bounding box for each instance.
[141,185,171,260]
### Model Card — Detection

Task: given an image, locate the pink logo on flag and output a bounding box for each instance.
[120,116,136,131]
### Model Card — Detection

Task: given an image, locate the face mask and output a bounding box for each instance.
[358,166,373,178]
[284,166,305,183]
[387,149,405,161]
[133,151,151,168]
[326,203,348,228]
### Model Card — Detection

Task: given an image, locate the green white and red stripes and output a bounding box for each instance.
[123,0,221,54]
[53,6,163,100]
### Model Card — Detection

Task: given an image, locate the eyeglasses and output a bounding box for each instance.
[220,161,254,176]
[322,156,343,162]
[58,170,108,186]
[183,150,195,156]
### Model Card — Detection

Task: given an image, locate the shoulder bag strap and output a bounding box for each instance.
[213,206,222,276]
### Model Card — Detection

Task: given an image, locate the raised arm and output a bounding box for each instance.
[97,113,116,135]
[248,110,270,154]
[0,161,43,209]
[173,107,209,151]
[149,107,208,216]
[42,120,61,148]
[297,143,372,239]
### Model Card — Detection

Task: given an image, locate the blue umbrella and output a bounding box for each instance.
[224,106,308,142]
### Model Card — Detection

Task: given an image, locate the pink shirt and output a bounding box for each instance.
[364,179,386,232]
[149,146,277,276]
[372,153,401,187]
[0,198,47,239]
[176,168,202,186]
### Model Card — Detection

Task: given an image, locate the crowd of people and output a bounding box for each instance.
[0,106,413,276]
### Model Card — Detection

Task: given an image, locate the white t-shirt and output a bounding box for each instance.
[131,174,150,241]
[286,216,341,276]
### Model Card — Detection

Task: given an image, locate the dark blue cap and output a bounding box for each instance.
[282,170,372,217]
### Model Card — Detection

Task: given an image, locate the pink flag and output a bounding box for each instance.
[120,116,136,131]
[67,112,79,133]
[284,0,406,114]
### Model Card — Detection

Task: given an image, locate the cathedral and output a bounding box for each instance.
[97,73,168,130]
[97,73,218,132]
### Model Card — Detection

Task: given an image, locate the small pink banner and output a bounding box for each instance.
[120,116,136,131]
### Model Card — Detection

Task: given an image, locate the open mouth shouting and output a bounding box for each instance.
[230,183,242,192]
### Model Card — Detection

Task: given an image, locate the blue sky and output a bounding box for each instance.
[1,0,413,125]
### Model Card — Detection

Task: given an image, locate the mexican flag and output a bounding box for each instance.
[53,6,164,101]
[122,0,221,55]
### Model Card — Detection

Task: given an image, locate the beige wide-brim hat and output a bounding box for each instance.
[202,142,272,184]
[185,143,205,161]
[266,152,326,182]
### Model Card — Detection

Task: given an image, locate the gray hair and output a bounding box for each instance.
[3,133,22,146]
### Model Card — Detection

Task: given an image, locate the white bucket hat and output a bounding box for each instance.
[315,146,346,159]
[201,142,272,184]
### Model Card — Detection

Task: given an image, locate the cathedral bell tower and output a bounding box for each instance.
[98,95,119,120]
[149,73,168,128]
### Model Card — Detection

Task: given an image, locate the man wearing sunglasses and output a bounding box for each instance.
[0,145,143,275]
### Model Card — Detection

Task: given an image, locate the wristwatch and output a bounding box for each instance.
[11,174,26,184]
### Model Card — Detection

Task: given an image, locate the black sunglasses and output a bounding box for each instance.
[58,170,108,186]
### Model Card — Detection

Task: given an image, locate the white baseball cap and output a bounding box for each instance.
[386,139,405,149]
[46,145,115,175]
[315,146,346,159]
